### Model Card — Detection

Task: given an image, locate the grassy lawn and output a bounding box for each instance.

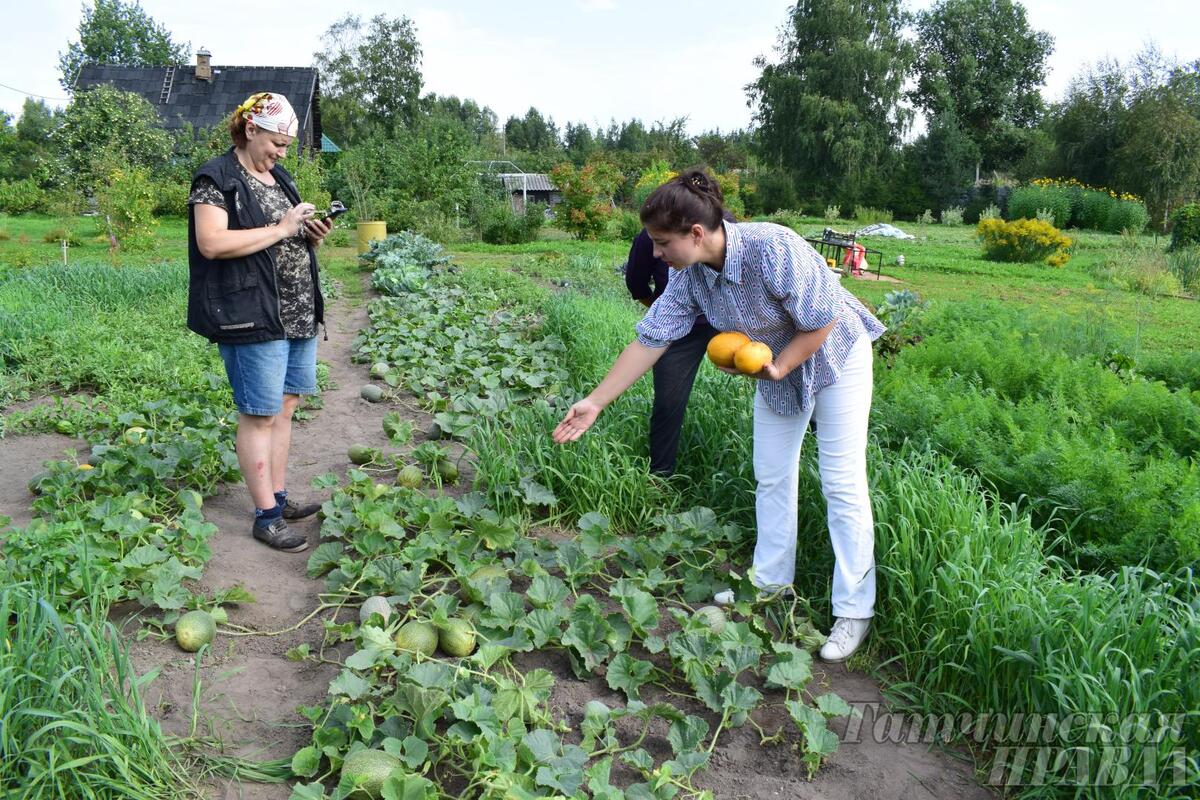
[0,214,189,266]
[829,220,1195,358]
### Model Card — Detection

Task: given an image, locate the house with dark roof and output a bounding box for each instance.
[73,50,325,155]
[498,173,559,214]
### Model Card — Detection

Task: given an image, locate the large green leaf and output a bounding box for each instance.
[606,653,654,701]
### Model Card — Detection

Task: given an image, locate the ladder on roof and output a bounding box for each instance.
[159,66,176,104]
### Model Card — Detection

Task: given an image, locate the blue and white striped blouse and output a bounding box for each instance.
[635,221,886,415]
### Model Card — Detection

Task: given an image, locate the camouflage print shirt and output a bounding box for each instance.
[189,165,317,339]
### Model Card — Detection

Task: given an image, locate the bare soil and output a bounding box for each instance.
[0,276,993,799]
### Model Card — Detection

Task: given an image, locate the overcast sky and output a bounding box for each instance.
[1,0,1197,137]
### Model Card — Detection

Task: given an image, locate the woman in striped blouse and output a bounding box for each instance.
[552,169,885,662]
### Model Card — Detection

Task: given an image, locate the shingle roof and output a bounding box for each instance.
[74,64,321,147]
[499,173,556,192]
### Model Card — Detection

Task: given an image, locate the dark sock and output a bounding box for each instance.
[274,489,288,508]
[255,504,283,524]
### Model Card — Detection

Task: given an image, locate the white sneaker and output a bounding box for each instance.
[713,585,795,606]
[819,617,870,662]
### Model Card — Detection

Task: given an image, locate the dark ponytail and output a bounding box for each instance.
[640,168,727,234]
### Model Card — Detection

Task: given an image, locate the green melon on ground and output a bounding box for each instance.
[175,610,216,653]
[341,748,405,800]
[439,617,476,657]
[394,620,438,656]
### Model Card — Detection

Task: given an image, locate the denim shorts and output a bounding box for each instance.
[217,337,318,416]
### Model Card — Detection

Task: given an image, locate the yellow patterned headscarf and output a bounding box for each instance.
[236,92,298,137]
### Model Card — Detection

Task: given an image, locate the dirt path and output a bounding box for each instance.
[117,284,436,800]
[0,277,993,800]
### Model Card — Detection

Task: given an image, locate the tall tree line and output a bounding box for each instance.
[5,0,1197,226]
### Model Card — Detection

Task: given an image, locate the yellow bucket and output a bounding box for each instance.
[356,221,387,254]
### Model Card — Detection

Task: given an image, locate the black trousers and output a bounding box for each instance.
[649,321,719,475]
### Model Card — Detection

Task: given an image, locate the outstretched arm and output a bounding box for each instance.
[552,340,667,443]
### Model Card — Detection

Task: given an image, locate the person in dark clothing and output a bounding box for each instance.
[624,221,727,475]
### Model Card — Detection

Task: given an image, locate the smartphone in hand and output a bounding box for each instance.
[312,200,348,221]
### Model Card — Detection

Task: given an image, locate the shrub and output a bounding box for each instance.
[381,198,460,244]
[916,209,934,225]
[94,159,158,251]
[1167,247,1200,295]
[1077,190,1116,230]
[823,204,840,223]
[325,227,351,248]
[607,208,642,242]
[1104,199,1149,234]
[762,209,805,232]
[1169,203,1200,251]
[978,203,1001,221]
[482,202,545,245]
[854,205,892,224]
[153,181,189,217]
[1008,185,1071,228]
[8,248,37,267]
[280,152,331,213]
[632,160,677,209]
[977,218,1072,266]
[939,206,964,225]
[550,161,621,240]
[1012,180,1149,233]
[714,172,745,219]
[0,179,48,215]
[42,226,83,247]
[753,170,798,214]
[1105,246,1181,297]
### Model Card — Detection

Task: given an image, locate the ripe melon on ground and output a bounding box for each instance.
[396,465,423,488]
[439,617,477,657]
[734,342,773,374]
[340,749,405,800]
[706,332,751,368]
[436,460,459,483]
[175,610,216,652]
[694,605,727,634]
[360,384,385,403]
[358,596,393,625]
[394,620,438,656]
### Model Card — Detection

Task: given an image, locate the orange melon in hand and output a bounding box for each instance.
[706,332,751,368]
[734,342,773,374]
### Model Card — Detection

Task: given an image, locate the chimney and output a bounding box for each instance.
[195,48,212,81]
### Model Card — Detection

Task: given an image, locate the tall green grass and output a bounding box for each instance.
[469,289,758,530]
[0,260,222,413]
[863,445,1199,798]
[0,582,200,799]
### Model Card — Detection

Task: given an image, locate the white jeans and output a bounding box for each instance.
[751,335,876,619]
